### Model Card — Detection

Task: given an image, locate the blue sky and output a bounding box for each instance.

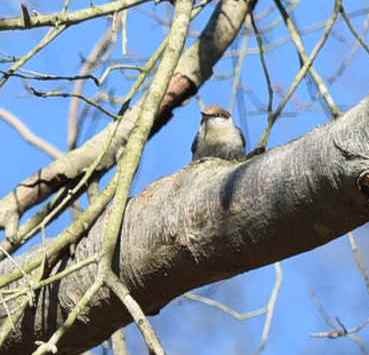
[1,0,369,354]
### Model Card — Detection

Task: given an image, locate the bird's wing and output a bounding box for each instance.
[191,132,199,155]
[237,127,246,149]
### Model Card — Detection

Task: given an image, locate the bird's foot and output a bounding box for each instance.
[246,146,266,160]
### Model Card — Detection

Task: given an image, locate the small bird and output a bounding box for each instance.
[191,105,246,161]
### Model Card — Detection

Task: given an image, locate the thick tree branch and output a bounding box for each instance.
[0,0,256,242]
[1,94,369,354]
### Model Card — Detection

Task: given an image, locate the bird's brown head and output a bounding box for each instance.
[201,105,231,123]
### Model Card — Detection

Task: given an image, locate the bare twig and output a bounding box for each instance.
[1,255,98,306]
[328,13,369,85]
[184,292,266,320]
[0,0,151,31]
[185,263,282,355]
[105,274,164,355]
[273,0,341,118]
[28,85,120,120]
[250,12,274,154]
[311,290,369,355]
[311,316,369,340]
[258,0,341,148]
[251,13,274,120]
[1,69,100,86]
[0,25,67,89]
[0,175,118,289]
[229,19,250,149]
[340,3,369,56]
[32,279,104,355]
[121,10,129,55]
[63,0,72,13]
[0,253,48,348]
[254,262,283,355]
[68,15,123,149]
[99,64,144,84]
[0,108,63,159]
[111,329,129,355]
[348,232,369,294]
[0,292,15,332]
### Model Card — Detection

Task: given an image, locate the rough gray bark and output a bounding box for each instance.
[1,95,369,354]
[0,0,256,242]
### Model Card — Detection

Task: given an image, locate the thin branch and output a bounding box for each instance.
[105,274,164,355]
[251,13,274,117]
[340,2,369,56]
[258,0,341,148]
[121,10,129,56]
[0,175,118,289]
[0,254,48,349]
[30,0,193,354]
[184,292,266,320]
[348,232,369,293]
[0,186,69,261]
[0,13,169,258]
[0,0,248,250]
[229,20,250,148]
[68,14,123,150]
[15,119,123,251]
[311,289,369,354]
[250,12,274,153]
[1,69,100,86]
[63,0,72,13]
[1,255,98,306]
[254,262,283,355]
[32,279,104,355]
[111,329,129,355]
[0,0,151,31]
[273,0,342,119]
[99,64,144,85]
[328,13,369,85]
[96,0,193,353]
[0,245,35,297]
[0,108,63,159]
[0,25,67,89]
[27,85,120,120]
[0,292,15,332]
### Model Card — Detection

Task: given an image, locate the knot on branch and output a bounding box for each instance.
[356,170,369,196]
[151,73,197,136]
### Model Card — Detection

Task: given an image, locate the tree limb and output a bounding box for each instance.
[0,0,256,242]
[1,94,369,354]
